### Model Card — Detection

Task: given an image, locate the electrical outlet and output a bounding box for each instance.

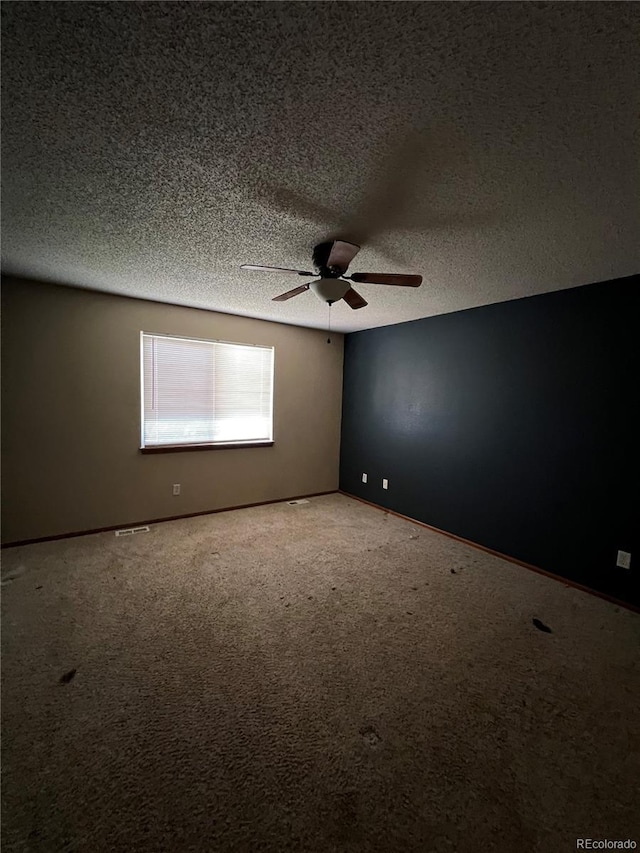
[382,478,389,490]
[362,473,368,483]
[616,550,631,569]
[172,484,181,496]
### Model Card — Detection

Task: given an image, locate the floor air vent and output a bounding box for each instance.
[115,525,150,537]
[287,499,310,506]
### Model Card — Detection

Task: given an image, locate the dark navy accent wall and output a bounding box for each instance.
[340,275,638,607]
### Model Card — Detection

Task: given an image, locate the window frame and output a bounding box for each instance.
[139,331,275,453]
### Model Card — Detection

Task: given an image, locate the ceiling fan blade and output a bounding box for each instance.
[272,284,310,302]
[349,273,423,287]
[326,240,360,273]
[342,287,368,309]
[241,264,313,276]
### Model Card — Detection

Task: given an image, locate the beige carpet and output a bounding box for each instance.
[2,493,639,852]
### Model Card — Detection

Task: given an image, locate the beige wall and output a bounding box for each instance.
[1,277,343,543]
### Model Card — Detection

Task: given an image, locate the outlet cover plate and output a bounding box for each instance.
[616,550,631,569]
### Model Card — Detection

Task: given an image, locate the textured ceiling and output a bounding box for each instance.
[2,1,639,333]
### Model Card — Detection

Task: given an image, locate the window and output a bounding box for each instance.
[141,333,274,450]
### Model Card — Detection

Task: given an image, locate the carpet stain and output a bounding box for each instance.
[451,569,457,574]
[1,565,26,586]
[59,669,77,684]
[35,585,43,590]
[359,725,381,747]
[532,618,552,634]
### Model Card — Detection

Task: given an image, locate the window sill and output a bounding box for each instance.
[140,441,274,454]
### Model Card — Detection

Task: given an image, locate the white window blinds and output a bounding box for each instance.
[141,333,274,447]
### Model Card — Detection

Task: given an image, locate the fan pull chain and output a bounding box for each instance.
[327,302,332,344]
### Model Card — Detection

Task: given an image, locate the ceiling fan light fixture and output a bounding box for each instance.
[309,278,350,304]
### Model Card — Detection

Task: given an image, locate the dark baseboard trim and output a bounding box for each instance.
[1,490,338,549]
[340,490,639,614]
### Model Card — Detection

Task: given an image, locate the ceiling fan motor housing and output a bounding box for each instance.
[313,240,333,278]
[313,240,352,278]
[309,278,350,304]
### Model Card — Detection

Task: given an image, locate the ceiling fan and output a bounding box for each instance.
[240,240,422,309]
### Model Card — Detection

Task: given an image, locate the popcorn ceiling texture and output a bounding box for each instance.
[1,494,639,852]
[2,1,639,332]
